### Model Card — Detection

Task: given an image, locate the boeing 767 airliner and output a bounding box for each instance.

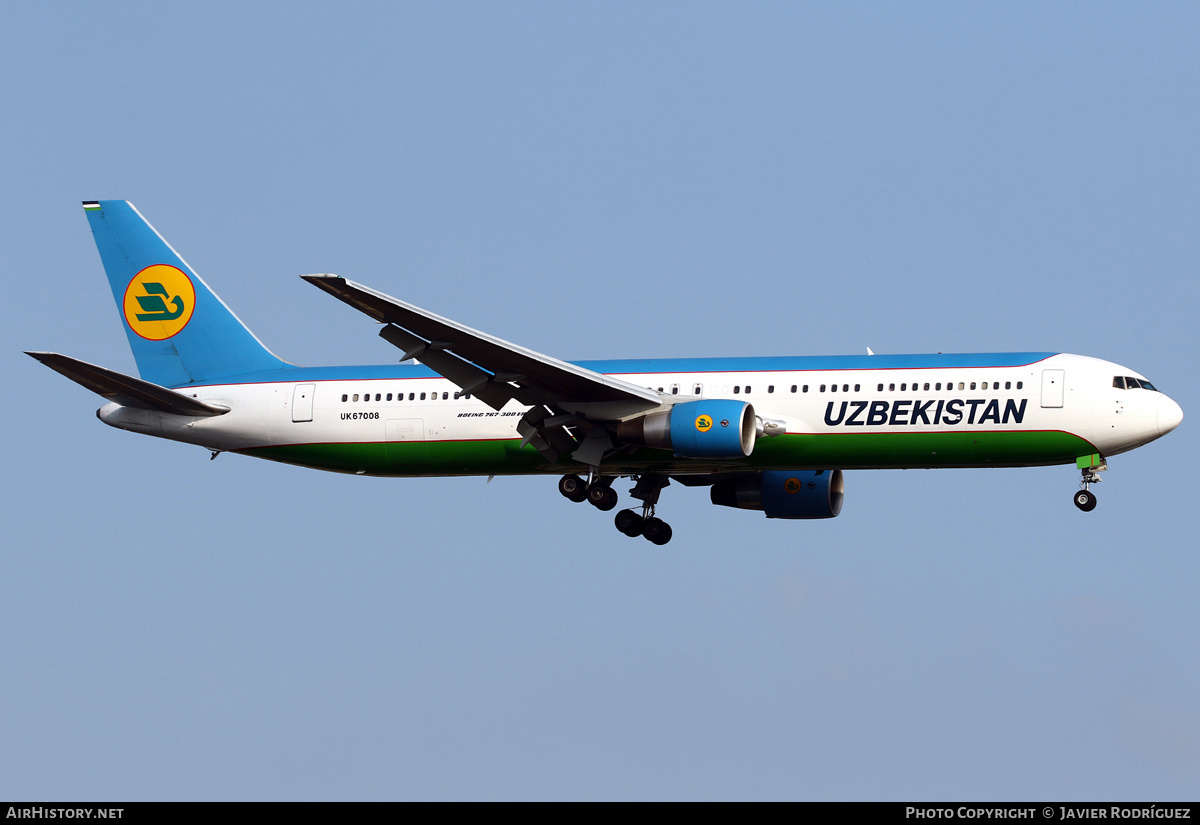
[27,201,1183,544]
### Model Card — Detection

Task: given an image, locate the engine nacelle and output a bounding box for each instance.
[710,470,844,519]
[617,399,757,458]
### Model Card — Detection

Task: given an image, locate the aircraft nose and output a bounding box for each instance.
[1158,394,1184,436]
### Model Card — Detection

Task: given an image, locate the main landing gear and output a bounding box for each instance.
[557,474,587,502]
[615,508,672,545]
[558,473,618,510]
[1073,459,1107,512]
[558,472,673,544]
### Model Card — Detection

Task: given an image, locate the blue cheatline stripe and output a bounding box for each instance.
[176,352,1058,389]
[579,352,1056,373]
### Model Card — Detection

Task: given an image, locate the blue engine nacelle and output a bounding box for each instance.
[710,470,844,519]
[617,399,757,458]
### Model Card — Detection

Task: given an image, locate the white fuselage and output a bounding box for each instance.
[97,353,1182,476]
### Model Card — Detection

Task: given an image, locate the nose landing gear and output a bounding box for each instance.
[1073,458,1106,512]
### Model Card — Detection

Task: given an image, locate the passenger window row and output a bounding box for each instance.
[753,379,1025,395]
[338,375,1029,405]
[340,389,473,403]
[874,380,1022,392]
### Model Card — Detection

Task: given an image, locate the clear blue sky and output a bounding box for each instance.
[3,2,1198,800]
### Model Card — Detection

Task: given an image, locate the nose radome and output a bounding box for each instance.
[1158,395,1184,436]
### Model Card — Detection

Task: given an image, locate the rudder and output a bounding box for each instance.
[84,200,286,387]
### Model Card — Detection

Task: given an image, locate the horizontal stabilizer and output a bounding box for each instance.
[26,352,229,417]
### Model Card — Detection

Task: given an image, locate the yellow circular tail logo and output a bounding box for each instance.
[784,477,802,495]
[123,265,195,340]
[695,415,713,432]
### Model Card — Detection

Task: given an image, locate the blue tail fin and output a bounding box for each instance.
[84,200,287,387]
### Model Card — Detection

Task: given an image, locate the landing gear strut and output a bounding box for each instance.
[1074,459,1106,512]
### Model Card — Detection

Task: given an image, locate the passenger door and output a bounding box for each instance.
[291,384,315,422]
[1040,370,1064,408]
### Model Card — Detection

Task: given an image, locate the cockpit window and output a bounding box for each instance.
[1115,376,1160,392]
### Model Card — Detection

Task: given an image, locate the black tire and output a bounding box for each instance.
[588,485,618,511]
[642,518,673,545]
[558,474,587,502]
[614,509,644,537]
[1074,490,1097,512]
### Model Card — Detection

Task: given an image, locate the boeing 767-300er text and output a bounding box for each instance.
[27,201,1184,544]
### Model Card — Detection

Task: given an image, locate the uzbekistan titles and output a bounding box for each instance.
[824,397,1027,428]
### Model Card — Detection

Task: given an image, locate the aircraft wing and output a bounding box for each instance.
[26,352,230,417]
[302,274,661,414]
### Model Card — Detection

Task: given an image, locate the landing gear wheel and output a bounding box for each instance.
[614,509,644,537]
[642,517,673,545]
[558,474,587,503]
[1074,490,1097,512]
[587,485,619,511]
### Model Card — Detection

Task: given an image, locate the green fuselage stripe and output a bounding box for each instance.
[238,429,1095,477]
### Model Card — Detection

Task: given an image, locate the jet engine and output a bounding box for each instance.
[710,470,844,519]
[617,399,756,458]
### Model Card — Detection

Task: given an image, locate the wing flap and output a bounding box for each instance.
[377,324,520,411]
[26,352,230,417]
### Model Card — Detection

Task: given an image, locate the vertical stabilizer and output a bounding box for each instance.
[84,200,287,387]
